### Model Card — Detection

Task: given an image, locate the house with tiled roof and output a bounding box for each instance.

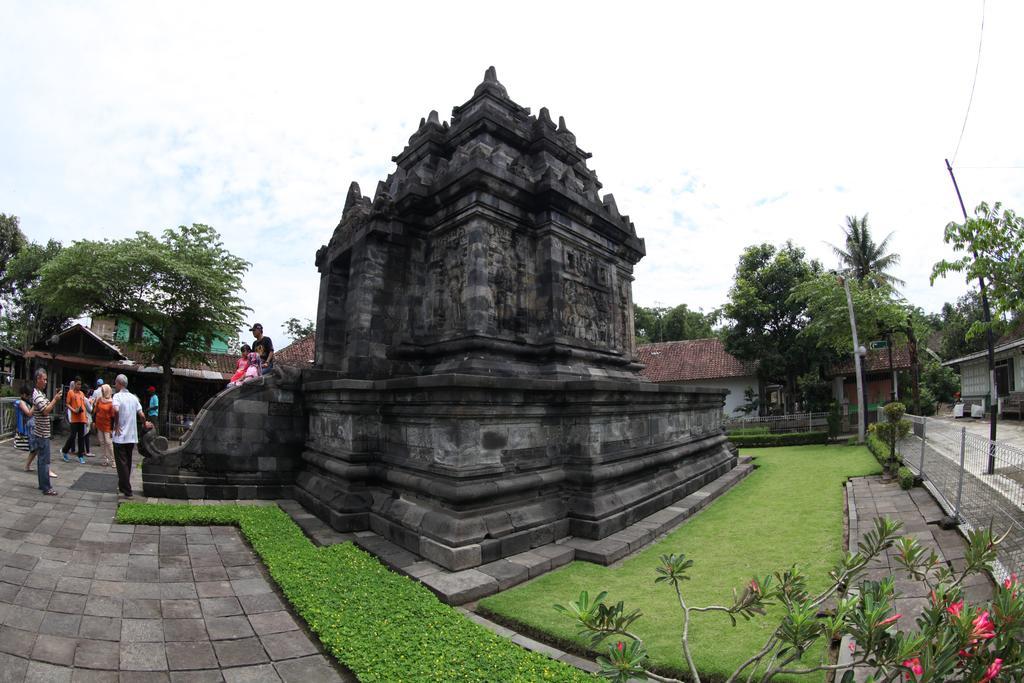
[23,323,237,420]
[828,344,913,416]
[636,338,760,415]
[274,334,315,368]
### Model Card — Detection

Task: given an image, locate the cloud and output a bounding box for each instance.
[2,0,1023,348]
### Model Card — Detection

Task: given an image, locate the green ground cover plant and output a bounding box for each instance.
[115,503,592,683]
[478,445,881,682]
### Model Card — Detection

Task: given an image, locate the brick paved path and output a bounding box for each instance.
[0,437,349,682]
[840,476,995,681]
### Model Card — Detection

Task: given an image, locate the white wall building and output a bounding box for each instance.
[944,331,1024,414]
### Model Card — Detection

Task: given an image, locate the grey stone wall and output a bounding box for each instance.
[140,367,306,500]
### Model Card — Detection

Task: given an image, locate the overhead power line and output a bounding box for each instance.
[952,0,987,164]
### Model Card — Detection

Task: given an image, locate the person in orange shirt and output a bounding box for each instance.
[61,377,88,464]
[92,384,115,467]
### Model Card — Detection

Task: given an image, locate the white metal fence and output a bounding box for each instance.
[898,415,1024,582]
[723,411,830,434]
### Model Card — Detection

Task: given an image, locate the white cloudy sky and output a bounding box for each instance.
[2,1,1022,347]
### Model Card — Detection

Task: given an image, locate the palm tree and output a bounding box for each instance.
[830,214,905,289]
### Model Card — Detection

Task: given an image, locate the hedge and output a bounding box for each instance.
[898,466,915,490]
[727,431,828,448]
[866,431,901,468]
[115,503,592,683]
[725,426,772,436]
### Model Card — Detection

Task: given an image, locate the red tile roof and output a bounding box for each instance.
[275,334,316,367]
[830,344,912,375]
[637,339,756,382]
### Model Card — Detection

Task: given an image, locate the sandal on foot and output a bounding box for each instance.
[43,489,58,496]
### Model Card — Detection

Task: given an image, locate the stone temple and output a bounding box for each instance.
[142,68,738,577]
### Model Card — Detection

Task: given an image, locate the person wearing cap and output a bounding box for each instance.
[250,323,275,373]
[146,386,159,420]
[90,378,105,404]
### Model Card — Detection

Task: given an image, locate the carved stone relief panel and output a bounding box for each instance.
[485,222,530,335]
[558,242,612,346]
[426,226,468,335]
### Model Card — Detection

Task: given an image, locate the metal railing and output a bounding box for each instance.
[723,411,829,434]
[897,415,1024,582]
[0,397,16,439]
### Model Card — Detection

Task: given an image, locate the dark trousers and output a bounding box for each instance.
[113,442,135,495]
[62,422,85,454]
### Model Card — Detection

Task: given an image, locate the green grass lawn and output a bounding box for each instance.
[478,445,881,682]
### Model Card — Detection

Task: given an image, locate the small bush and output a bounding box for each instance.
[727,431,828,447]
[898,466,915,490]
[726,426,771,436]
[116,503,591,682]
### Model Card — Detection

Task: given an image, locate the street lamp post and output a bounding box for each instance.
[837,273,867,444]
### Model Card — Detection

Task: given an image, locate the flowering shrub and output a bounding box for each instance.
[556,518,1020,682]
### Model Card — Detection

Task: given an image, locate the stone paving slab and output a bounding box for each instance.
[0,437,352,681]
[837,475,996,682]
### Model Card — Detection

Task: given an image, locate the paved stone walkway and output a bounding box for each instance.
[0,437,349,682]
[839,476,995,680]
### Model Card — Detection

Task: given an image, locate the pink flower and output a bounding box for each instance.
[902,657,923,677]
[981,658,1002,682]
[971,611,996,641]
[849,640,856,654]
[947,601,964,617]
[1005,573,1018,590]
[879,613,902,627]
[616,641,624,652]
[749,579,760,594]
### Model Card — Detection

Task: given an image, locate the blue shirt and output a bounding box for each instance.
[148,393,159,417]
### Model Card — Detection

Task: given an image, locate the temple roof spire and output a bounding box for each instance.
[473,65,508,99]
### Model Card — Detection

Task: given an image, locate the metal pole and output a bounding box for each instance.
[919,419,927,476]
[945,158,998,472]
[954,427,967,521]
[840,275,866,444]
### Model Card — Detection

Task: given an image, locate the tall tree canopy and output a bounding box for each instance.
[830,214,905,289]
[0,214,26,289]
[936,291,1011,360]
[723,241,823,411]
[791,275,908,356]
[633,304,719,346]
[932,201,1024,333]
[283,317,316,343]
[34,224,250,429]
[0,238,70,350]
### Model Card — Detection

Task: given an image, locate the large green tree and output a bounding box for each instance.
[34,224,250,430]
[936,291,1010,360]
[283,317,316,343]
[0,214,26,290]
[723,241,823,412]
[932,201,1024,334]
[791,275,908,356]
[830,214,905,289]
[633,304,718,346]
[0,238,70,349]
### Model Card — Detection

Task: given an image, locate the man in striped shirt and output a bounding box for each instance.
[31,368,63,496]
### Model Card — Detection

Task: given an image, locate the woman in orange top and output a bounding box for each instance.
[93,384,115,467]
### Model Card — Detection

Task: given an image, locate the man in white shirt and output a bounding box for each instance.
[111,374,153,498]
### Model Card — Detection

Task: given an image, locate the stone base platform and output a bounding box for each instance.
[280,458,754,604]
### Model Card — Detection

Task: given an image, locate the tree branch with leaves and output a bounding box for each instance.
[33,224,250,431]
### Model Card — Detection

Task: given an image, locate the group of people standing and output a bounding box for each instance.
[15,369,153,497]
